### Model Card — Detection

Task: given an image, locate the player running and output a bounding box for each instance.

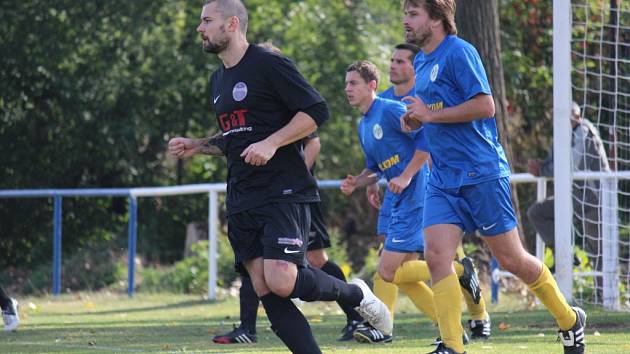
[401,1,586,353]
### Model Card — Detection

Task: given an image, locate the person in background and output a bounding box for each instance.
[527,101,609,291]
[1,285,19,331]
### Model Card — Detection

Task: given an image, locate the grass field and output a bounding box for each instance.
[2,291,629,353]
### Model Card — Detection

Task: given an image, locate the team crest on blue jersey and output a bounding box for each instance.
[232,82,248,101]
[373,124,383,140]
[430,64,439,82]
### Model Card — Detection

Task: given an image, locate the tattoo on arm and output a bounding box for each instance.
[198,132,225,156]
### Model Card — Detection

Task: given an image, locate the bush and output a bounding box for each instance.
[25,242,126,294]
[138,235,238,294]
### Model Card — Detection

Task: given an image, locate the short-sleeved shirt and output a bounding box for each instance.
[413,35,510,188]
[376,86,419,232]
[358,96,429,207]
[378,86,414,102]
[209,44,328,215]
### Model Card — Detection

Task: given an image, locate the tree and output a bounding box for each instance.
[455,0,526,240]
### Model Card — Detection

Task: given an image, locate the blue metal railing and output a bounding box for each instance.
[0,184,223,297]
[6,173,593,303]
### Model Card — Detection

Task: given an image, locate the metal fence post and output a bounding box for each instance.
[52,195,62,296]
[491,257,499,304]
[208,190,218,300]
[535,178,547,262]
[601,177,620,309]
[127,195,138,297]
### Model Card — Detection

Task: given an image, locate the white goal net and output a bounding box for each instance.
[568,0,630,309]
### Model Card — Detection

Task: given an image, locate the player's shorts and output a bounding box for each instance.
[383,203,425,253]
[307,202,331,251]
[227,202,310,276]
[376,190,394,236]
[423,177,517,236]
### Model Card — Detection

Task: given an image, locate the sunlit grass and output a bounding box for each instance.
[1,291,629,353]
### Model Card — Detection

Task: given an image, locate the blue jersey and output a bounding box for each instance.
[358,96,429,207]
[378,86,414,102]
[413,35,510,188]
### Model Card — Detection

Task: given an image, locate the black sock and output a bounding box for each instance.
[290,266,363,307]
[260,292,321,354]
[0,285,10,308]
[239,277,259,334]
[320,261,364,323]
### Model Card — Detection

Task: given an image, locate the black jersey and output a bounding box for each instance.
[209,44,328,215]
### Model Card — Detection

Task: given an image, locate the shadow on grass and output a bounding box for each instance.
[38,299,223,317]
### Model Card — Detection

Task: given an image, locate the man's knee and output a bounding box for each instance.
[264,260,298,298]
[250,276,270,297]
[424,248,451,269]
[378,264,397,283]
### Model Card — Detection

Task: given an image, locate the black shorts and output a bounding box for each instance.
[307,202,331,251]
[227,202,311,276]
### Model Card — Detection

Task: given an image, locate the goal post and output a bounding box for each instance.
[554,0,630,310]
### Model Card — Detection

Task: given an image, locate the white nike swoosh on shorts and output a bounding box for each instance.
[482,222,498,231]
[284,247,300,254]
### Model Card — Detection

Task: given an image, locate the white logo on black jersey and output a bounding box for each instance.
[232,82,248,101]
[373,124,383,140]
[430,64,439,82]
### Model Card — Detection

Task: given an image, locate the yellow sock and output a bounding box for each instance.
[433,273,465,353]
[462,289,488,321]
[392,260,432,283]
[453,244,465,276]
[456,244,466,260]
[398,281,438,324]
[453,262,464,277]
[527,264,577,330]
[392,260,464,285]
[373,272,398,319]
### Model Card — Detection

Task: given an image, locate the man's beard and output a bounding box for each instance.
[203,26,229,54]
[390,77,408,85]
[203,37,229,54]
[406,28,431,47]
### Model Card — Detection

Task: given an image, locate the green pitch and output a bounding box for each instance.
[1,292,629,353]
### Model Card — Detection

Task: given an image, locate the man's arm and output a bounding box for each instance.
[402,94,495,124]
[389,149,430,194]
[340,168,379,196]
[168,132,224,159]
[303,135,321,170]
[198,132,225,156]
[240,111,317,166]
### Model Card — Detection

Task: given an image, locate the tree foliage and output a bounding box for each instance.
[1,0,561,279]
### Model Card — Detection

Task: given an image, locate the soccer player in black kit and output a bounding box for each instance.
[168,1,390,352]
[212,131,366,345]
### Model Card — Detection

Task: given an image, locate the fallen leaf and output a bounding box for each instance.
[498,322,511,331]
[88,341,96,346]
